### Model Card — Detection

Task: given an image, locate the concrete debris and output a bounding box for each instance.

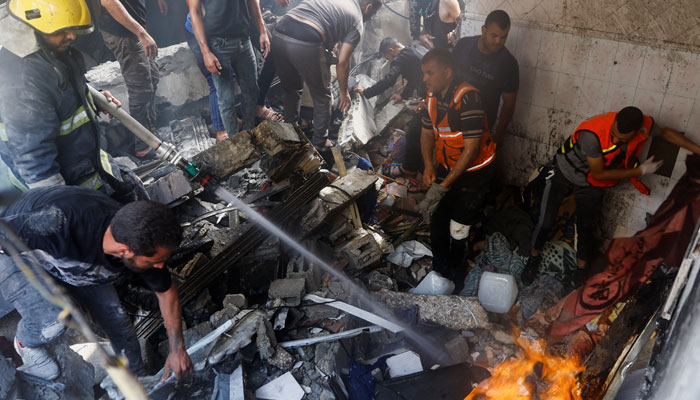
[305,294,404,333]
[297,169,378,237]
[336,228,382,269]
[268,278,306,307]
[286,255,320,293]
[159,320,213,361]
[256,317,277,361]
[208,310,263,365]
[193,121,321,183]
[386,351,423,378]
[314,341,340,377]
[377,290,490,331]
[267,345,295,370]
[255,372,304,400]
[0,357,16,399]
[223,294,248,309]
[147,169,202,207]
[212,366,245,400]
[273,308,289,330]
[443,336,472,365]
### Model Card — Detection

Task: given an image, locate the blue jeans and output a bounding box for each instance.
[0,254,146,375]
[208,36,259,135]
[185,30,226,132]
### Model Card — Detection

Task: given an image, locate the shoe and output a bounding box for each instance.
[521,254,541,285]
[14,337,60,380]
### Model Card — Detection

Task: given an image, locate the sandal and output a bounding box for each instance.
[257,107,284,122]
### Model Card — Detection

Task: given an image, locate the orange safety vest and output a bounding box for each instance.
[427,82,496,172]
[559,112,654,194]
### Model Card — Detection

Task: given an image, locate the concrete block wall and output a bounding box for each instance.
[459,16,700,238]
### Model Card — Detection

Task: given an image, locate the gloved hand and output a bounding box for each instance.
[416,182,449,221]
[638,156,663,176]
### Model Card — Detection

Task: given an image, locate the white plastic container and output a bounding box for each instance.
[477,271,518,313]
[409,271,455,295]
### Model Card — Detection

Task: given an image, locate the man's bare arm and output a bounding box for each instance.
[101,0,157,58]
[440,137,480,187]
[493,91,517,145]
[247,0,269,57]
[155,282,193,380]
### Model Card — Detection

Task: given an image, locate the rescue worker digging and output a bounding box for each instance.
[0,186,193,380]
[416,49,496,293]
[521,106,700,285]
[0,0,145,202]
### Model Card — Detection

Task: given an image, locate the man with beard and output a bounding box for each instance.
[0,0,145,202]
[453,10,518,145]
[0,186,192,380]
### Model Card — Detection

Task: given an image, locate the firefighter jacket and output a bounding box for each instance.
[0,45,126,194]
[427,82,496,173]
[559,112,653,194]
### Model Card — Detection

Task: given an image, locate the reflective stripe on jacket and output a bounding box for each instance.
[559,112,653,194]
[427,82,496,172]
[0,47,121,192]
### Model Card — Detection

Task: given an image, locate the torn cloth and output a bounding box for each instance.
[548,154,700,336]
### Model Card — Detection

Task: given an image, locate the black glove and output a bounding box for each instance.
[416,182,449,221]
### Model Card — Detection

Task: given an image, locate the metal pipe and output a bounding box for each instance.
[88,85,163,151]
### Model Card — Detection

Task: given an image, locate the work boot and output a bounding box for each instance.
[521,254,541,286]
[14,337,60,380]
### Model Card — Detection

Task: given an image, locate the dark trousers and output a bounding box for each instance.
[403,113,424,173]
[530,165,603,262]
[101,31,159,153]
[0,254,145,375]
[271,32,331,146]
[431,163,495,285]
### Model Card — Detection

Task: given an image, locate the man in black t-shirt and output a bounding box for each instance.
[0,187,192,380]
[101,0,163,156]
[188,0,269,137]
[454,10,519,145]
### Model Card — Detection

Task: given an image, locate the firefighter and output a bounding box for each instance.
[522,107,700,285]
[0,0,146,202]
[417,48,496,291]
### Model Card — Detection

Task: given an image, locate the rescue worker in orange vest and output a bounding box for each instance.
[416,48,497,291]
[521,106,700,285]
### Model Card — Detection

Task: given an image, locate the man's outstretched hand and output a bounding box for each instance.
[162,347,193,381]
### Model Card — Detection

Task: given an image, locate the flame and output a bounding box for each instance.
[465,333,584,400]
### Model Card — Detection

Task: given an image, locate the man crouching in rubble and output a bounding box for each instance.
[0,0,145,202]
[0,186,192,380]
[417,49,497,292]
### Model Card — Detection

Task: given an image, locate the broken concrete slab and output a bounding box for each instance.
[286,255,320,293]
[256,318,277,361]
[212,365,245,400]
[208,310,263,365]
[268,278,306,307]
[297,169,378,237]
[192,121,322,183]
[255,372,304,400]
[443,336,471,365]
[70,341,113,385]
[267,345,295,371]
[376,291,490,331]
[336,228,382,269]
[223,294,248,309]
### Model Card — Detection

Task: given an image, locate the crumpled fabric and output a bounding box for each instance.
[519,241,577,318]
[547,154,700,336]
[460,234,575,319]
[460,233,526,296]
[387,240,433,268]
[344,356,391,400]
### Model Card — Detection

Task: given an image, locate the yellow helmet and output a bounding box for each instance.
[7,0,93,35]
